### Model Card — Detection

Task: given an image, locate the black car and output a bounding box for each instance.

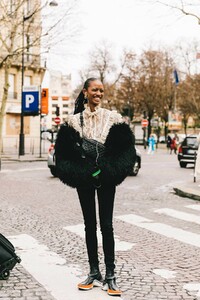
[177,135,199,168]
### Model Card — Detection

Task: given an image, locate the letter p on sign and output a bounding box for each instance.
[25,94,34,108]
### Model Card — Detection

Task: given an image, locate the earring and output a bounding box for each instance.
[84,94,87,99]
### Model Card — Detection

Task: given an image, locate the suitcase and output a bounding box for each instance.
[0,233,21,280]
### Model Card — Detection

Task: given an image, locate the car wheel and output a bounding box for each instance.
[130,160,140,176]
[50,166,57,177]
[180,161,187,168]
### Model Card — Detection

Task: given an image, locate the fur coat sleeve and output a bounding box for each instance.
[55,122,136,188]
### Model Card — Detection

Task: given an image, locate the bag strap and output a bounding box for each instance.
[80,112,84,137]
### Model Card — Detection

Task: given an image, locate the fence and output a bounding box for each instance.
[1,136,50,156]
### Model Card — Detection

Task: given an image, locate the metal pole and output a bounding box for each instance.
[19,12,25,156]
[39,114,42,158]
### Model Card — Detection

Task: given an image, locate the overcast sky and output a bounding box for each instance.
[45,0,200,87]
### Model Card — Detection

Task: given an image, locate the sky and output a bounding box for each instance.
[44,0,200,87]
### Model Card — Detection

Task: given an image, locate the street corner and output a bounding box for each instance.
[173,183,200,201]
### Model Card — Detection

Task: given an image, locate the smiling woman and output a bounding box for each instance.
[54,77,136,296]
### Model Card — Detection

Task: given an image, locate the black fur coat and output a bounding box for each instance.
[55,122,136,188]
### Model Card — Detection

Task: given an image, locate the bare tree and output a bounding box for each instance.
[0,0,78,152]
[78,41,131,109]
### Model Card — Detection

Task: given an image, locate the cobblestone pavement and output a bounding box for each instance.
[0,147,200,300]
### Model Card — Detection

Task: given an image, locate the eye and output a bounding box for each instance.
[100,89,104,93]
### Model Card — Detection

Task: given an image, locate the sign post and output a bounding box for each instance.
[54,117,61,125]
[22,86,39,116]
[141,119,148,128]
[141,119,148,149]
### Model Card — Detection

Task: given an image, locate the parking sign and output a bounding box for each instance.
[22,86,40,116]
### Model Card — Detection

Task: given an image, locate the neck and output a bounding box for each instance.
[88,104,97,112]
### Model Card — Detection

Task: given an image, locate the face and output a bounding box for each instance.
[83,80,104,108]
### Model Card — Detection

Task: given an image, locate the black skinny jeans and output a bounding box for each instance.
[77,184,116,270]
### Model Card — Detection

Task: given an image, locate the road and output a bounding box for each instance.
[0,146,200,300]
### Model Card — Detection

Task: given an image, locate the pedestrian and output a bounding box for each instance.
[167,135,172,151]
[170,136,177,154]
[55,78,136,297]
[147,134,156,154]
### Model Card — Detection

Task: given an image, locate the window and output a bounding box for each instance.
[24,76,31,86]
[8,74,17,99]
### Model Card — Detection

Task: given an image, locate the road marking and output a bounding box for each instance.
[155,208,200,225]
[116,214,200,248]
[186,204,200,211]
[183,283,200,297]
[64,224,134,251]
[9,234,114,300]
[152,269,177,279]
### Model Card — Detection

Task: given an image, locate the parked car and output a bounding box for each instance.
[159,136,166,143]
[47,144,141,177]
[177,135,199,168]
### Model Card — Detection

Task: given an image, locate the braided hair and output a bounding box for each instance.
[74,77,98,114]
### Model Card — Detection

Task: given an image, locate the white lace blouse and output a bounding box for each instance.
[66,105,123,143]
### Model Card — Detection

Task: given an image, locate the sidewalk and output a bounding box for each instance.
[173,181,200,201]
[0,153,47,163]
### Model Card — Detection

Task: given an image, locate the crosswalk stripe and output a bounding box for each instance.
[116,214,200,248]
[9,234,113,300]
[64,224,134,251]
[154,208,200,225]
[185,204,200,211]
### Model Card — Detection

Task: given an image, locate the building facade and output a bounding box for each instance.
[42,70,74,133]
[0,0,45,154]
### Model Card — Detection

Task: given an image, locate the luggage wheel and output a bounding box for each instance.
[1,269,10,280]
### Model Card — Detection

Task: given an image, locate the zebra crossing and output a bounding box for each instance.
[9,203,200,300]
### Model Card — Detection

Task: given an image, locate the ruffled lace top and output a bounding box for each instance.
[66,105,123,143]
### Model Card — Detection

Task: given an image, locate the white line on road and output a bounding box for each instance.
[64,224,134,251]
[152,269,177,279]
[9,234,114,300]
[186,204,200,212]
[154,208,200,225]
[116,214,200,248]
[183,283,200,297]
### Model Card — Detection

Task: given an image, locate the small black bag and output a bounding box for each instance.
[80,113,105,160]
[0,233,21,280]
[82,137,105,159]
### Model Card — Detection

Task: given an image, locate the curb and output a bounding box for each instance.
[173,186,200,201]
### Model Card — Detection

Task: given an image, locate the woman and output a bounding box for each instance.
[148,134,156,154]
[55,78,136,297]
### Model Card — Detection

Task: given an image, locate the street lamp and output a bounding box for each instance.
[19,0,58,156]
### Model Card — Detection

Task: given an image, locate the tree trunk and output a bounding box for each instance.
[0,65,9,154]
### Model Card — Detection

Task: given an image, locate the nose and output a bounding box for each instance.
[96,90,101,95]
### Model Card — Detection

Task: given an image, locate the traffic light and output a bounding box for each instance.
[55,106,60,116]
[41,88,49,115]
